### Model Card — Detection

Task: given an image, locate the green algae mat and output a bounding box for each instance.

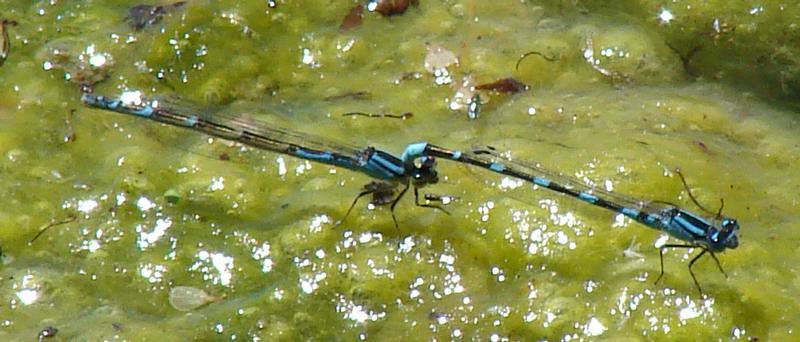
[1,1,799,340]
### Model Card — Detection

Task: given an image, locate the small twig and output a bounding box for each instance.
[666,42,703,78]
[343,112,413,120]
[515,50,558,71]
[323,91,371,102]
[29,216,77,244]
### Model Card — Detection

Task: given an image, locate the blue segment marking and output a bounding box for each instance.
[489,163,505,172]
[622,207,639,218]
[673,215,707,238]
[130,105,154,118]
[183,115,199,126]
[82,94,155,118]
[533,177,550,187]
[710,230,720,242]
[295,149,333,162]
[578,192,598,204]
[400,142,428,163]
[370,153,406,178]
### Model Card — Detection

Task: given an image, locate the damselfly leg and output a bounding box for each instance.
[338,181,401,229]
[413,187,450,215]
[389,182,410,230]
[337,181,453,230]
[655,243,727,294]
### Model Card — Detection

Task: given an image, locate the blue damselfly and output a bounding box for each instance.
[81,93,446,228]
[402,143,740,294]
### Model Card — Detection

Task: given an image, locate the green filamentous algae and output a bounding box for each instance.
[0,1,798,340]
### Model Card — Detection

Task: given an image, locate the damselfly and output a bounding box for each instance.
[81,93,447,228]
[402,142,740,294]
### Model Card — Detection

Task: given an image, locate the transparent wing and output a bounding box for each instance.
[461,146,677,214]
[153,96,368,157]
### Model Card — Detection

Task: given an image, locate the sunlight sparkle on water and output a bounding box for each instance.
[299,272,327,294]
[366,1,378,11]
[443,272,465,295]
[499,176,525,190]
[391,236,414,254]
[658,8,674,24]
[677,297,715,323]
[139,263,167,283]
[478,201,494,222]
[309,214,331,233]
[250,242,273,273]
[136,217,173,249]
[295,160,312,175]
[276,156,287,176]
[81,239,102,253]
[16,289,38,305]
[679,306,701,320]
[301,48,319,67]
[82,44,109,67]
[748,6,764,15]
[584,317,607,336]
[336,295,386,324]
[604,179,614,192]
[359,231,381,244]
[15,275,40,305]
[491,266,506,282]
[337,38,356,52]
[136,196,156,211]
[77,199,99,213]
[209,176,225,191]
[89,53,107,67]
[654,234,670,248]
[116,192,126,205]
[190,251,235,286]
[120,90,144,106]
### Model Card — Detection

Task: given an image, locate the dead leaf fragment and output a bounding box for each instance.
[475,78,528,93]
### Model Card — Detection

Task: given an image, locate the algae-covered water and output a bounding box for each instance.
[1,0,799,340]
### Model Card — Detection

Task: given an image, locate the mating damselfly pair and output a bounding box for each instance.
[81,92,740,294]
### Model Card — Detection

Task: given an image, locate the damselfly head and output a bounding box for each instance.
[707,217,739,252]
[412,156,439,186]
[718,218,739,249]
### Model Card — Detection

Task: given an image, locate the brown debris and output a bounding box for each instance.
[692,140,713,155]
[373,0,419,16]
[324,91,371,102]
[340,4,364,31]
[475,77,528,94]
[127,1,187,30]
[1,19,18,67]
